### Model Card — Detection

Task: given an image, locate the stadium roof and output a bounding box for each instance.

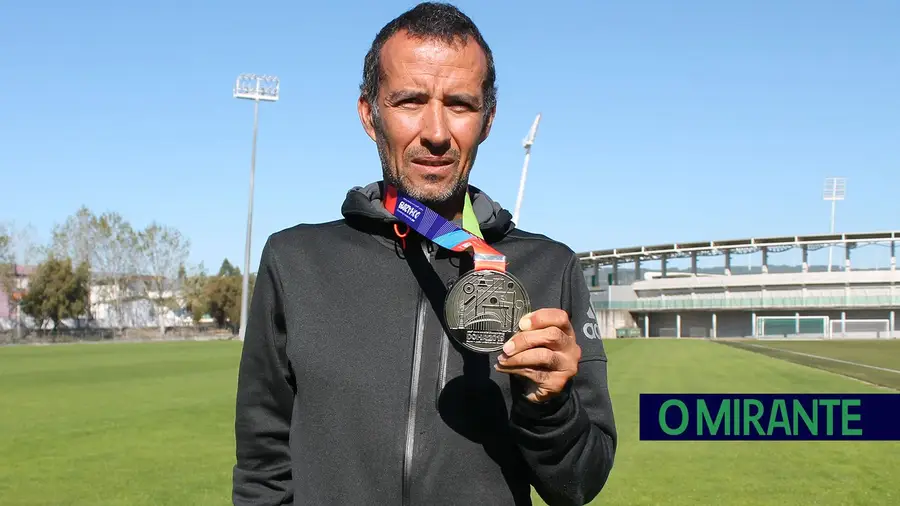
[576,230,900,266]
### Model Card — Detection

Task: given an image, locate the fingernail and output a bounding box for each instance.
[518,315,532,331]
[503,340,515,354]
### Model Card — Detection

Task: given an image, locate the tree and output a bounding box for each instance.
[0,221,41,267]
[218,259,240,277]
[18,224,43,266]
[195,258,257,335]
[20,257,90,333]
[181,263,209,325]
[0,225,14,321]
[49,206,96,271]
[49,207,98,322]
[0,222,43,332]
[204,274,242,333]
[135,223,190,335]
[91,212,138,330]
[0,225,10,261]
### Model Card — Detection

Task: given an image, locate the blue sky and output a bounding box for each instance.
[2,0,898,273]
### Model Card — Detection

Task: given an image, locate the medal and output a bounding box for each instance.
[383,184,531,353]
[445,269,531,353]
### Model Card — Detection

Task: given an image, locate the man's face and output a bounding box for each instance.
[358,31,494,210]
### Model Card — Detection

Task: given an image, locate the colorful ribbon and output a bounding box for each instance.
[383,184,507,272]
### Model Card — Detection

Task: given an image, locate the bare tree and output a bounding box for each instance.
[49,206,96,269]
[0,223,11,262]
[136,223,190,335]
[0,223,14,322]
[1,221,44,338]
[16,224,43,267]
[1,222,43,266]
[91,212,138,330]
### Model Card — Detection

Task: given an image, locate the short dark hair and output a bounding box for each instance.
[360,2,497,121]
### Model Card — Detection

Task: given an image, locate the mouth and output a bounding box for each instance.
[411,157,456,168]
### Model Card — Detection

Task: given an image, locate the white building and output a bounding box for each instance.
[89,277,194,329]
[0,269,195,331]
[579,231,900,339]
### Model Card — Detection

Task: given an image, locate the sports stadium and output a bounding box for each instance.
[578,230,900,340]
[3,231,900,506]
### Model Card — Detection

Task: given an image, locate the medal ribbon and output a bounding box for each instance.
[383,184,506,272]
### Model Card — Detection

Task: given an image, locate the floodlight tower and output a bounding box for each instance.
[512,113,542,226]
[823,176,846,273]
[234,74,280,341]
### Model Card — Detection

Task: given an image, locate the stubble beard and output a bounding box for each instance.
[374,123,470,211]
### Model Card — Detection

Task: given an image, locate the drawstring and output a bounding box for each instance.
[393,223,409,250]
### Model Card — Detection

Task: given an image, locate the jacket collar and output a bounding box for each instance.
[340,180,515,243]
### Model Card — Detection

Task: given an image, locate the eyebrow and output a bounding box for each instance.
[385,90,482,108]
[384,90,426,104]
[445,93,482,108]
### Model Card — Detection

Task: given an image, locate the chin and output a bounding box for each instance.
[404,180,461,205]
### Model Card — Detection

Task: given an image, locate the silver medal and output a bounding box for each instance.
[444,269,531,353]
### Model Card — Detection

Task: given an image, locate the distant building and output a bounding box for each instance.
[580,231,900,340]
[0,265,195,331]
[89,274,194,329]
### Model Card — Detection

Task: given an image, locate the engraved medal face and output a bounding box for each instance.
[444,270,531,353]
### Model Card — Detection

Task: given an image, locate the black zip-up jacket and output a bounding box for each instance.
[232,181,617,506]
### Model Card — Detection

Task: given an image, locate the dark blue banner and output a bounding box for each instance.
[639,394,900,441]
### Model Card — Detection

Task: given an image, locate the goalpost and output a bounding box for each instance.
[830,319,892,339]
[755,315,829,339]
[756,316,894,339]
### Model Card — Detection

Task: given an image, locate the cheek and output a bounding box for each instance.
[449,116,485,151]
[381,116,420,154]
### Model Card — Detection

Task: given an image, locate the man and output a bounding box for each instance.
[232,3,617,505]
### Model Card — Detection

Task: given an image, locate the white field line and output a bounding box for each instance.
[739,341,900,375]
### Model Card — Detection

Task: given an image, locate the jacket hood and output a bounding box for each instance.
[341,181,515,242]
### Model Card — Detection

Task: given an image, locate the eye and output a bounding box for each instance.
[399,97,428,110]
[446,100,477,113]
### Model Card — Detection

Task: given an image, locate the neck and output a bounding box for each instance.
[409,187,467,222]
[433,196,465,222]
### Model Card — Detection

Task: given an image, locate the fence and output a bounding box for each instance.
[593,295,900,311]
[0,325,234,345]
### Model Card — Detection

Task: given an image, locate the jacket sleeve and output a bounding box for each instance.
[232,238,296,506]
[509,253,618,506]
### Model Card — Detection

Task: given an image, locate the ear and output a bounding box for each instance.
[478,105,496,144]
[358,95,377,142]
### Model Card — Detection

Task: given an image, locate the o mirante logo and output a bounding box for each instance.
[640,394,900,441]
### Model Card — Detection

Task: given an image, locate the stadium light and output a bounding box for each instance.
[512,113,542,227]
[823,177,846,273]
[234,74,280,342]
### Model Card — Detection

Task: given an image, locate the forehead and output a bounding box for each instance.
[379,32,487,90]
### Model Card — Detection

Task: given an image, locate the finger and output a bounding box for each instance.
[502,327,569,356]
[497,346,562,370]
[518,308,572,334]
[493,364,553,386]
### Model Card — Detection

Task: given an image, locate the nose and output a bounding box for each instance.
[420,100,450,153]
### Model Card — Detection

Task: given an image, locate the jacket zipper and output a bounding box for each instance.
[435,331,449,410]
[402,240,433,506]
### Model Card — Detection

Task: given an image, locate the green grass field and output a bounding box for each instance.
[1,338,898,505]
[718,338,900,390]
